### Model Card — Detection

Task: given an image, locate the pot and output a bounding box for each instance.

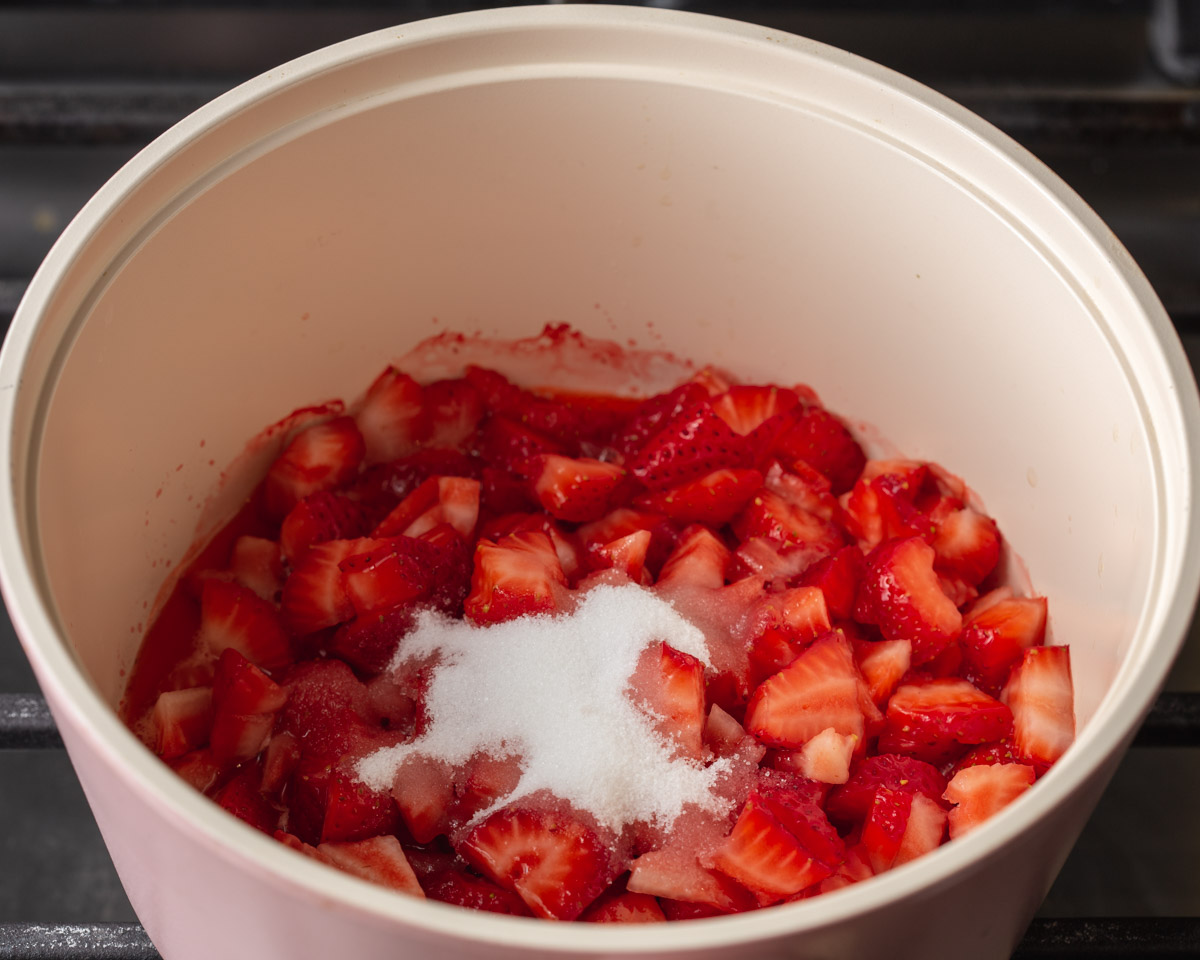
[2,6,1197,959]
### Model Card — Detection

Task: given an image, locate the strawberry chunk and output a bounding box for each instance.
[655,525,730,591]
[339,536,440,617]
[525,454,627,523]
[768,405,866,495]
[316,836,424,897]
[961,592,1049,695]
[423,377,484,450]
[198,579,292,670]
[629,642,707,760]
[878,679,1013,765]
[265,416,365,519]
[712,385,801,437]
[355,367,430,464]
[930,506,1000,587]
[464,531,568,625]
[794,727,856,785]
[943,763,1035,838]
[419,867,532,915]
[744,631,865,748]
[594,529,652,583]
[854,537,963,665]
[373,476,480,541]
[460,806,615,920]
[797,546,865,621]
[152,687,213,760]
[862,787,947,873]
[635,468,763,527]
[280,492,371,563]
[826,754,948,826]
[229,535,285,602]
[733,489,844,553]
[214,766,279,834]
[280,536,386,636]
[1003,645,1075,771]
[612,382,709,460]
[580,887,667,923]
[629,401,752,491]
[320,769,401,843]
[209,648,288,766]
[328,606,415,676]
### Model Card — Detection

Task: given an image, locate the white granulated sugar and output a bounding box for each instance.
[356,583,734,833]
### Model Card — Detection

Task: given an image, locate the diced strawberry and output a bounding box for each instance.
[423,378,485,450]
[612,382,709,460]
[812,843,874,895]
[744,586,832,647]
[712,385,801,437]
[328,606,415,676]
[350,448,482,517]
[744,631,865,748]
[198,579,292,670]
[209,648,288,766]
[392,755,456,843]
[634,468,763,527]
[465,366,583,449]
[877,679,1013,765]
[214,766,279,834]
[280,492,371,563]
[480,513,583,582]
[1003,645,1075,771]
[355,367,430,464]
[460,805,615,920]
[339,536,440,617]
[629,643,707,760]
[930,506,1000,587]
[754,771,845,870]
[708,796,833,902]
[321,769,401,843]
[627,846,756,914]
[746,628,806,691]
[854,537,963,665]
[655,525,731,591]
[689,365,738,396]
[767,405,866,495]
[316,835,425,897]
[853,638,912,707]
[733,489,844,553]
[629,401,752,491]
[525,454,627,523]
[794,728,856,785]
[420,867,533,916]
[169,748,224,794]
[836,460,928,549]
[463,531,569,624]
[860,786,914,874]
[265,416,366,519]
[280,537,383,635]
[373,476,480,541]
[703,704,765,762]
[261,731,301,797]
[229,535,285,602]
[943,763,1035,839]
[275,659,370,757]
[825,754,948,826]
[949,738,1021,777]
[152,687,213,760]
[797,546,865,621]
[595,529,652,583]
[580,886,667,923]
[477,416,563,470]
[961,593,1048,695]
[731,538,825,583]
[452,753,524,826]
[894,794,947,866]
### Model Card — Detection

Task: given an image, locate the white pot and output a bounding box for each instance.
[2,7,1197,959]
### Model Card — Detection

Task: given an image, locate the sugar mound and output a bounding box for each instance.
[356,583,736,833]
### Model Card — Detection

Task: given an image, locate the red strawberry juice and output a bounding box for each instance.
[121,325,1075,921]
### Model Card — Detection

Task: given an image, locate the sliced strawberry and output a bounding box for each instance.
[634,468,763,527]
[465,366,583,448]
[460,805,615,920]
[893,793,947,867]
[423,377,485,450]
[265,416,366,519]
[860,785,914,874]
[328,606,415,676]
[229,535,285,602]
[949,738,1021,777]
[477,416,563,470]
[339,536,439,617]
[420,867,532,915]
[943,762,1035,839]
[733,489,844,553]
[580,886,667,923]
[853,638,912,708]
[961,593,1049,696]
[854,537,963,665]
[392,755,456,843]
[280,491,371,563]
[261,731,301,797]
[209,648,288,766]
[463,531,569,625]
[629,401,752,491]
[825,754,948,826]
[480,513,583,582]
[316,835,424,897]
[836,460,928,549]
[373,476,480,541]
[595,529,652,582]
[768,405,866,495]
[612,382,709,460]
[708,796,833,902]
[813,844,875,895]
[354,367,430,464]
[169,748,224,794]
[655,525,730,591]
[794,727,856,785]
[321,769,401,843]
[744,586,832,647]
[712,385,801,436]
[198,579,292,670]
[878,679,1013,765]
[755,772,845,871]
[797,546,865,621]
[731,537,825,583]
[629,643,706,760]
[627,846,756,913]
[152,687,213,760]
[930,506,1000,587]
[214,766,279,834]
[525,454,627,523]
[280,537,384,636]
[275,658,370,757]
[744,631,865,748]
[350,448,482,516]
[1003,645,1075,771]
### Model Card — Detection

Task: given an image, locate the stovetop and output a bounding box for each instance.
[1,2,1198,957]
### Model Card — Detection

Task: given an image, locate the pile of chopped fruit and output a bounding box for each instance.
[127,356,1075,922]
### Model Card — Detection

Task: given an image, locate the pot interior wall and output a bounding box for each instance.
[30,66,1155,733]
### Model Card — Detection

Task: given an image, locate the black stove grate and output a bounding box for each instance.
[1,2,1198,958]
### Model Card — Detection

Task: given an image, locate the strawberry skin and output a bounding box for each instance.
[961,592,1048,695]
[826,753,947,826]
[460,806,615,920]
[265,416,366,519]
[854,537,963,665]
[635,468,763,527]
[209,648,288,766]
[768,405,866,495]
[878,678,1013,765]
[629,401,752,491]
